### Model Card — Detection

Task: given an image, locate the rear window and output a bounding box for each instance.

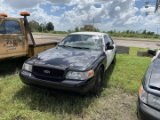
[0,20,22,34]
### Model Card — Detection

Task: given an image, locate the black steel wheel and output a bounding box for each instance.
[91,68,103,95]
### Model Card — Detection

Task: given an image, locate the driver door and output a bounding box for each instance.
[104,35,112,69]
[1,19,28,58]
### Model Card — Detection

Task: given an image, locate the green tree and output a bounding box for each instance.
[38,23,46,32]
[142,29,146,34]
[29,20,40,32]
[68,29,72,33]
[80,27,84,31]
[46,22,54,31]
[93,28,100,32]
[75,27,79,32]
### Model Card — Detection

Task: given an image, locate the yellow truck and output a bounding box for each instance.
[0,11,58,60]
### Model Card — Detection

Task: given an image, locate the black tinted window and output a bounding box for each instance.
[107,36,114,45]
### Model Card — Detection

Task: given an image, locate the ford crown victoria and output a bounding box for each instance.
[20,32,116,94]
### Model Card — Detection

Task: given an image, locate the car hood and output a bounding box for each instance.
[34,47,103,71]
[149,59,160,89]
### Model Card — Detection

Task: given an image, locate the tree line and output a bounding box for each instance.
[29,20,160,39]
[107,29,160,39]
[29,20,54,32]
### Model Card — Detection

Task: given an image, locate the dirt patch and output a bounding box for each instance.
[89,88,138,120]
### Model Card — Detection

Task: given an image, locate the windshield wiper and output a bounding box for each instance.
[58,45,72,48]
[58,45,90,49]
[71,46,90,49]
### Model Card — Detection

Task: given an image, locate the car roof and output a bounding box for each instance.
[70,32,107,36]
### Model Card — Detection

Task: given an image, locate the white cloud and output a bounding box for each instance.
[0,0,160,33]
[3,0,44,9]
[47,0,71,4]
[115,6,121,11]
[51,6,60,13]
[28,7,60,27]
[51,6,65,13]
[124,16,143,25]
[140,6,155,14]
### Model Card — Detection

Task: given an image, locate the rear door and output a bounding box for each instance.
[0,18,28,59]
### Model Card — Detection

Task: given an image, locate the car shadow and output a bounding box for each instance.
[13,85,96,115]
[0,57,27,77]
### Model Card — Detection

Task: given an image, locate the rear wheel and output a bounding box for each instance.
[91,68,103,95]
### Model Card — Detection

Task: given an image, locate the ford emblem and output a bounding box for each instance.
[43,70,50,74]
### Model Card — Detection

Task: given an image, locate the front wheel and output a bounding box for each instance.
[91,68,103,95]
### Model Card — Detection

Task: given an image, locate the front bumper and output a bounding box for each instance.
[137,98,160,120]
[19,71,95,94]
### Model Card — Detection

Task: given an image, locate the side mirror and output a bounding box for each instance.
[107,46,114,50]
[106,42,110,47]
[54,41,59,45]
[105,42,114,50]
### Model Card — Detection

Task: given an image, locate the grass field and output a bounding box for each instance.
[0,47,151,120]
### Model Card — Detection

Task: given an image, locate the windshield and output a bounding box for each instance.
[0,20,22,34]
[58,34,103,50]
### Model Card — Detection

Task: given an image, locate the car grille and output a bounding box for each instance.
[32,66,64,80]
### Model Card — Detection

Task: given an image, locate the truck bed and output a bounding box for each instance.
[28,35,65,57]
[28,36,64,46]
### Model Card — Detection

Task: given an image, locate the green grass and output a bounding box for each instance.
[129,47,148,56]
[0,47,151,120]
[105,54,150,92]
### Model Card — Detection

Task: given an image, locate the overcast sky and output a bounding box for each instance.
[0,0,160,33]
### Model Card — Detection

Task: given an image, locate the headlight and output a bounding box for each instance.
[22,63,32,72]
[139,85,160,110]
[66,70,94,80]
[139,85,148,104]
[148,94,160,110]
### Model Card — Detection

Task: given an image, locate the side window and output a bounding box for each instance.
[107,36,114,46]
[104,35,109,44]
[109,36,114,44]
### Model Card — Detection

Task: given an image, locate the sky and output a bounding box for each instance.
[0,0,160,33]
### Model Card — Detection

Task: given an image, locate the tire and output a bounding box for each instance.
[91,68,103,95]
[111,54,116,64]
